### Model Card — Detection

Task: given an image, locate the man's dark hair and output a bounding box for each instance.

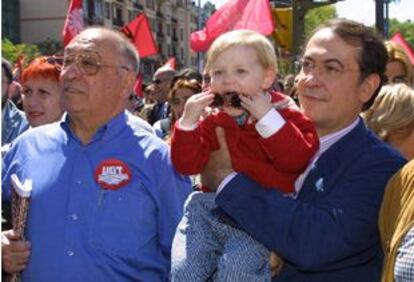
[170,68,202,89]
[306,18,388,111]
[2,58,13,85]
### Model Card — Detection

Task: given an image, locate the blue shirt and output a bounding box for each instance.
[1,100,29,146]
[150,102,170,125]
[2,111,192,282]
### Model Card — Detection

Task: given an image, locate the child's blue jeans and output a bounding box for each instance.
[171,191,271,282]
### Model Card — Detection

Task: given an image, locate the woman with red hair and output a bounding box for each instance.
[21,56,64,127]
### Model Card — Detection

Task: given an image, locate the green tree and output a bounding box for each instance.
[36,38,64,56]
[389,18,414,48]
[305,5,337,38]
[2,38,39,65]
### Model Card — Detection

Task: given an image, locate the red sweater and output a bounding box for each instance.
[170,91,319,193]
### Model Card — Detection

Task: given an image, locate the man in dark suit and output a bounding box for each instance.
[202,19,407,281]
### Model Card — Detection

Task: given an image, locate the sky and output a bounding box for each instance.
[200,0,414,25]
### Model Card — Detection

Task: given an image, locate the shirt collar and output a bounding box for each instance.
[293,117,361,196]
[317,117,360,159]
[60,111,127,145]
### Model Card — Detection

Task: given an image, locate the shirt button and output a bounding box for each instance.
[71,213,78,221]
[67,250,75,257]
[76,180,82,185]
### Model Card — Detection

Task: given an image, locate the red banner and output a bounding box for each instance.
[190,0,274,52]
[122,14,158,58]
[162,57,176,70]
[62,0,84,47]
[391,32,414,65]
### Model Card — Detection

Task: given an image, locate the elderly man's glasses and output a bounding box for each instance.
[300,59,359,80]
[62,51,129,75]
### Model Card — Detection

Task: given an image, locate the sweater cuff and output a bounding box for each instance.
[177,118,199,131]
[255,108,286,138]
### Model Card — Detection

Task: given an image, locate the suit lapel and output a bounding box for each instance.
[298,119,370,202]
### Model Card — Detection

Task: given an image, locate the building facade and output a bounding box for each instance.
[2,0,21,43]
[19,0,68,46]
[3,0,215,81]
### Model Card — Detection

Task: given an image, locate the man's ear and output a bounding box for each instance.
[359,73,381,103]
[120,70,136,99]
[262,68,277,90]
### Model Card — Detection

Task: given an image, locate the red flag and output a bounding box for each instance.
[134,72,143,98]
[391,32,414,65]
[190,0,274,52]
[122,14,158,58]
[155,57,176,74]
[62,0,84,47]
[162,57,176,70]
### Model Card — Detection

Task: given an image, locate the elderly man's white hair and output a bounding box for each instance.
[73,27,140,75]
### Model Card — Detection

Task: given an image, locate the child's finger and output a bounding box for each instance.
[187,93,214,107]
[240,101,253,113]
[239,94,254,105]
[198,93,215,105]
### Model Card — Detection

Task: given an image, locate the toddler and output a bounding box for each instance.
[170,30,319,281]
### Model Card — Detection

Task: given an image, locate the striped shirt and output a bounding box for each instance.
[395,226,414,282]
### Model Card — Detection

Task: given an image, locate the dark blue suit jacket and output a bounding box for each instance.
[216,119,406,282]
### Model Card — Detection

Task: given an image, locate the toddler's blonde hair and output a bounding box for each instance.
[205,30,278,76]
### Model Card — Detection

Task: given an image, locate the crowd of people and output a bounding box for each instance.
[1,17,414,282]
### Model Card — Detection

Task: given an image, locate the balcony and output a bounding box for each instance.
[133,1,143,10]
[92,16,104,25]
[176,1,184,8]
[176,59,183,69]
[112,17,124,26]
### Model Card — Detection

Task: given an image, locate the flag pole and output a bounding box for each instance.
[197,0,203,73]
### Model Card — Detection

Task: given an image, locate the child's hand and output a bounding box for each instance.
[239,93,272,121]
[180,92,215,128]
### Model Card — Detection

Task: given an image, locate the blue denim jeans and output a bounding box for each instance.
[171,192,271,282]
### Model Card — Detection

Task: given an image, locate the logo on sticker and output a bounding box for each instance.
[95,159,131,190]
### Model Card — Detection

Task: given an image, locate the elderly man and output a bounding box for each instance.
[2,27,191,281]
[148,65,175,125]
[200,19,406,281]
